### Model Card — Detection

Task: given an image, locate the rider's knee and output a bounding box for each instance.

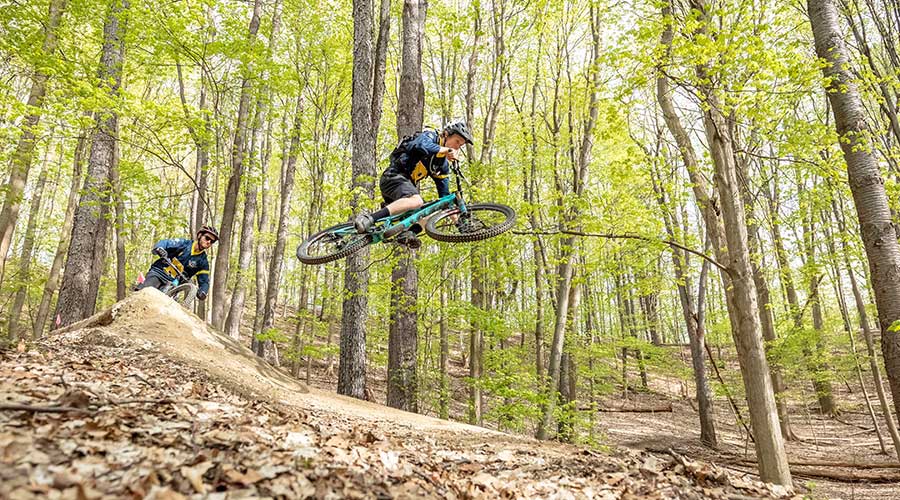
[410,195,424,208]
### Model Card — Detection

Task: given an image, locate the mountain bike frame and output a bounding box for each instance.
[356,161,471,244]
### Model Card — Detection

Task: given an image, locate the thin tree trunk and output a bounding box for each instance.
[387,250,418,412]
[55,0,128,328]
[7,162,49,337]
[537,5,600,441]
[111,142,126,302]
[803,205,838,415]
[688,0,791,484]
[649,165,718,447]
[225,103,261,342]
[0,0,67,280]
[211,0,263,330]
[262,95,302,352]
[439,260,450,419]
[34,125,86,337]
[823,210,888,454]
[468,252,485,426]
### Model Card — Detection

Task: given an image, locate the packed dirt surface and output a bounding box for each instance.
[1,289,797,499]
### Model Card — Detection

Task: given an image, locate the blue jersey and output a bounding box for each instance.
[387,129,451,197]
[149,238,211,294]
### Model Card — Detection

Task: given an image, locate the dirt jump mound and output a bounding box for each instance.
[53,288,310,399]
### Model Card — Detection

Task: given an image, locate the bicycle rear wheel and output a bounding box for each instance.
[167,283,197,309]
[425,203,516,243]
[297,222,372,265]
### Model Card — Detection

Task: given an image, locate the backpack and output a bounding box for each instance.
[389,128,436,168]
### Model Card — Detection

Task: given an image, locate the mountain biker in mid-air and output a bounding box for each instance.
[353,120,475,249]
[135,225,218,300]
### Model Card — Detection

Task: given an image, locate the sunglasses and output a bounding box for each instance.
[200,234,217,243]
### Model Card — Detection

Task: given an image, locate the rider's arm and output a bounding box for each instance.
[432,161,451,198]
[153,239,190,257]
[196,269,210,295]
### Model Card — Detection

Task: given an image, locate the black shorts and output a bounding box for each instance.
[379,170,419,203]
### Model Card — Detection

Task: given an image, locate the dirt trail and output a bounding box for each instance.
[2,290,794,498]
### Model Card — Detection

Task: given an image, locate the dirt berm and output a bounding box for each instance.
[52,288,495,435]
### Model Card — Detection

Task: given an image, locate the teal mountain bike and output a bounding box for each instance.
[297,162,515,265]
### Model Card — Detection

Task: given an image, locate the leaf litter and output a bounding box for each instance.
[1,291,798,499]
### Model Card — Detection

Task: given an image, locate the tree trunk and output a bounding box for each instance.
[439,260,450,419]
[833,199,900,459]
[735,140,795,440]
[809,0,900,421]
[387,251,418,412]
[261,95,302,352]
[225,102,262,343]
[537,5,600,441]
[111,142,126,302]
[211,0,263,330]
[253,0,281,337]
[34,125,86,337]
[0,0,67,280]
[339,0,377,400]
[7,162,49,338]
[387,0,426,413]
[649,165,718,448]
[693,46,792,488]
[55,0,128,328]
[823,211,888,454]
[469,252,485,426]
[803,206,838,415]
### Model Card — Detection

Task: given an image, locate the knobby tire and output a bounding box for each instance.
[425,203,516,243]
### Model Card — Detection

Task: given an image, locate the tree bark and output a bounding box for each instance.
[832,199,900,459]
[211,0,263,330]
[387,251,418,412]
[7,161,49,338]
[261,95,302,353]
[687,0,791,485]
[0,0,67,280]
[55,0,128,328]
[387,0,426,412]
[339,0,377,400]
[809,0,900,421]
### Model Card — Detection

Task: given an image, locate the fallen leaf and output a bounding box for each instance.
[380,450,399,472]
[225,467,264,486]
[180,461,213,493]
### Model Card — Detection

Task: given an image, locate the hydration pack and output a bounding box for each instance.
[389,129,435,167]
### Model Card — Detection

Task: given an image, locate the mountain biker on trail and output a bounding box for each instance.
[135,225,218,300]
[353,120,475,249]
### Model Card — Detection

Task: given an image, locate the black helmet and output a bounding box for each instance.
[443,120,474,145]
[198,225,219,242]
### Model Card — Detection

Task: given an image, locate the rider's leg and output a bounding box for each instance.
[356,171,424,233]
[135,273,167,291]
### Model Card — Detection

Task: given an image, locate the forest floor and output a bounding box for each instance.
[1,289,802,499]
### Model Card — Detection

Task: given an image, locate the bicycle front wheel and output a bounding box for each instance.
[425,203,516,243]
[297,222,372,265]
[167,283,197,309]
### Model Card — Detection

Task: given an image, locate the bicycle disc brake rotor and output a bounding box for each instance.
[456,215,484,234]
